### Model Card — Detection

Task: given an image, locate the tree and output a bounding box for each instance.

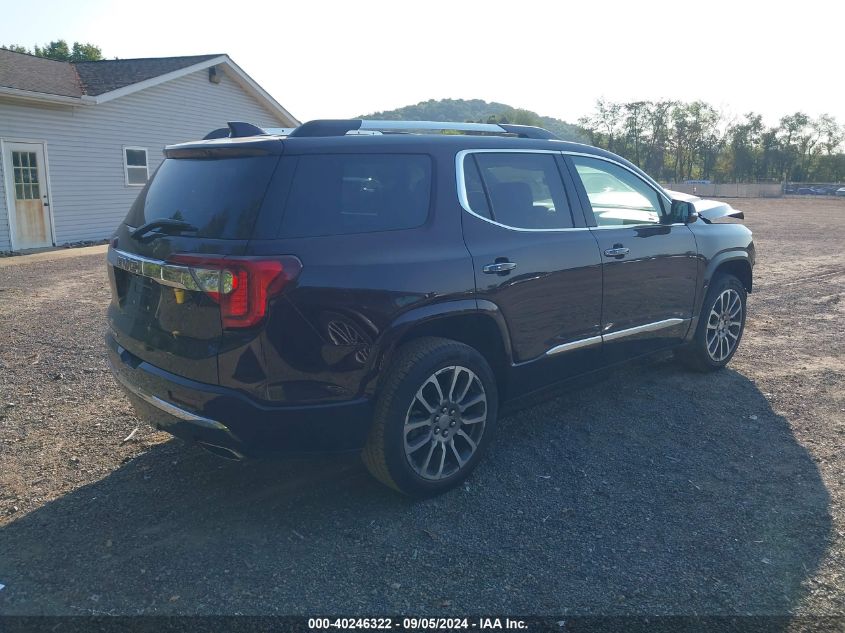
[366,97,843,181]
[2,40,102,61]
[594,98,623,153]
[816,114,843,157]
[669,104,691,180]
[581,98,845,183]
[34,40,71,60]
[499,108,544,127]
[723,113,763,182]
[777,112,809,180]
[71,42,102,62]
[578,99,622,152]
[643,100,674,180]
[622,101,648,168]
[360,98,586,142]
[757,128,780,181]
[813,114,845,182]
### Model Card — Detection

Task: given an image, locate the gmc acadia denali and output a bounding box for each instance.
[106,119,754,496]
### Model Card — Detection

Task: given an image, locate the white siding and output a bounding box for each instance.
[0,146,8,249]
[0,67,288,251]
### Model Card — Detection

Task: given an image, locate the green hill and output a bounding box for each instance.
[358,98,587,143]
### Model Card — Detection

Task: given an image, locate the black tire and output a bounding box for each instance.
[676,273,747,372]
[362,337,498,496]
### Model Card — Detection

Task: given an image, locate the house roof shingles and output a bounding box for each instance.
[0,49,83,97]
[0,48,223,98]
[72,54,223,96]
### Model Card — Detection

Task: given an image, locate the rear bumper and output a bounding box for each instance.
[106,331,373,456]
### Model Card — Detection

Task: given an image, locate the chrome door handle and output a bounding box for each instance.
[482,262,517,274]
[603,247,629,258]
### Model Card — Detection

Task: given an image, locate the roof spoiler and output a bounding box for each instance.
[202,121,267,140]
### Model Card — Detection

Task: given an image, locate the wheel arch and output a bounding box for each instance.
[709,255,753,293]
[685,250,753,345]
[366,300,513,398]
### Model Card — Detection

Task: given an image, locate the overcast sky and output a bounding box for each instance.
[2,0,842,126]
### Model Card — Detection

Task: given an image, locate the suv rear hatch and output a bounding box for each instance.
[107,139,289,384]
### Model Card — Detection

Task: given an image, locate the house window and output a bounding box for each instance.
[123,147,148,186]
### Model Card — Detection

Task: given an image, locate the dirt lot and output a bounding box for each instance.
[0,198,843,616]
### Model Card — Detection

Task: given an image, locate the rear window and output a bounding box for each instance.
[279,154,431,238]
[125,156,279,239]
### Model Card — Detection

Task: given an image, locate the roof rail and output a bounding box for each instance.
[498,124,560,140]
[286,119,559,140]
[200,120,561,141]
[263,127,298,136]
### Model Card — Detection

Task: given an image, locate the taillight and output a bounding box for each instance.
[169,254,302,329]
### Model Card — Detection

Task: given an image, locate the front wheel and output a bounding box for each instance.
[362,337,498,496]
[676,273,747,372]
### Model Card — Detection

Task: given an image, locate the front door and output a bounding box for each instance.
[3,142,53,250]
[566,154,698,363]
[458,150,604,395]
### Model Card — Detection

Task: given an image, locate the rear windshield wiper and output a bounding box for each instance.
[130,219,198,241]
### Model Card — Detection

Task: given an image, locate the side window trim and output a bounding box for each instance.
[456,149,583,233]
[456,149,673,231]
[561,152,674,228]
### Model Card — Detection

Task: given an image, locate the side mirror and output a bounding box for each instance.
[671,199,698,224]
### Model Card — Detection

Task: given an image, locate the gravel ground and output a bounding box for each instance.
[0,198,843,616]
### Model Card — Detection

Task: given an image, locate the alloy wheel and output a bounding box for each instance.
[403,365,487,480]
[706,288,743,362]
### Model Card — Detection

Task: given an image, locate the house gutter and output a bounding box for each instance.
[0,86,96,106]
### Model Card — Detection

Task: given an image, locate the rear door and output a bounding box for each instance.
[565,154,698,363]
[107,152,280,383]
[459,150,604,393]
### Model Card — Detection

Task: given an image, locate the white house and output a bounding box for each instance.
[0,49,298,252]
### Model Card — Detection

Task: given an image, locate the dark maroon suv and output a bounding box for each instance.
[106,119,754,495]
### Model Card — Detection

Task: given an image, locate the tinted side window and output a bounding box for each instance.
[462,155,491,219]
[280,154,431,238]
[571,156,665,226]
[472,153,574,229]
[125,156,279,239]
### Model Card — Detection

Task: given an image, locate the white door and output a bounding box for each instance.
[3,142,54,250]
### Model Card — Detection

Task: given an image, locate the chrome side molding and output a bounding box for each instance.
[602,318,686,342]
[546,318,687,356]
[546,335,603,356]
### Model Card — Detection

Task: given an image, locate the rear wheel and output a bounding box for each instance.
[362,337,498,496]
[676,273,747,372]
